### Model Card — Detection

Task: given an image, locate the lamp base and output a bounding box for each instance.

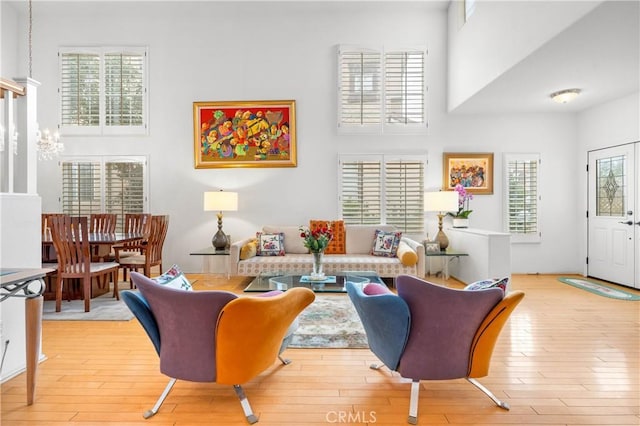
[212,230,228,250]
[436,213,449,251]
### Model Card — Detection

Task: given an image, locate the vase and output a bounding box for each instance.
[311,251,325,279]
[452,218,469,228]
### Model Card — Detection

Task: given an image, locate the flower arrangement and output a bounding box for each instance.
[448,183,473,218]
[299,226,333,253]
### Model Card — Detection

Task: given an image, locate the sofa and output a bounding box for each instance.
[229,223,425,279]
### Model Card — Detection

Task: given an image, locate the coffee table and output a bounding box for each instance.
[244,271,385,293]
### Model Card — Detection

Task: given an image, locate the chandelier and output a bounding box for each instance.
[36,127,63,160]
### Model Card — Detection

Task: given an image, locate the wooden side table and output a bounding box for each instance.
[190,247,231,278]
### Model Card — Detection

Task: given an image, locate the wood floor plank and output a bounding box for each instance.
[1,273,639,425]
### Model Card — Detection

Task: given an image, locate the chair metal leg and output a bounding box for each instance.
[408,380,419,424]
[278,354,292,365]
[233,384,258,424]
[143,377,176,419]
[467,378,510,410]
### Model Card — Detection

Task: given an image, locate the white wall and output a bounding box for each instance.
[447,0,601,111]
[2,0,603,276]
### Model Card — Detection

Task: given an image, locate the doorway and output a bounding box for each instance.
[587,142,639,288]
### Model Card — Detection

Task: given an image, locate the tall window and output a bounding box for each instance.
[338,45,427,134]
[504,153,540,243]
[339,154,425,234]
[61,156,148,231]
[59,46,148,135]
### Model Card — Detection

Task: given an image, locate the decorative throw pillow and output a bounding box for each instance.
[256,232,285,256]
[371,229,402,257]
[152,264,193,291]
[363,283,393,295]
[396,240,418,266]
[309,220,346,254]
[263,225,309,254]
[464,277,509,292]
[239,239,258,260]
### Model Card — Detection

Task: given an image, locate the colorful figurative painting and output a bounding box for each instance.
[443,152,494,194]
[193,100,297,168]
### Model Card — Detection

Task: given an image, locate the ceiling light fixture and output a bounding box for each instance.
[550,88,581,104]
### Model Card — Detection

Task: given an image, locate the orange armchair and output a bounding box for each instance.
[122,271,315,423]
[347,274,524,424]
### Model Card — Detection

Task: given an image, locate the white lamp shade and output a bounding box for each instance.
[204,191,238,212]
[424,191,458,213]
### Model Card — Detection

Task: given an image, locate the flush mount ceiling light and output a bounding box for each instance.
[550,88,582,104]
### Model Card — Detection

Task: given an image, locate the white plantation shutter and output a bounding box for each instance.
[384,50,425,127]
[59,47,148,135]
[104,52,145,127]
[60,52,100,127]
[339,158,382,225]
[61,156,148,232]
[339,154,425,234]
[385,159,424,233]
[338,47,382,131]
[104,159,146,231]
[504,153,541,243]
[61,159,103,217]
[338,45,427,134]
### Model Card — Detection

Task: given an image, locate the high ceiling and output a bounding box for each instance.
[451,1,640,114]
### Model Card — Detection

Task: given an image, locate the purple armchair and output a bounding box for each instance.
[122,271,315,424]
[347,274,524,424]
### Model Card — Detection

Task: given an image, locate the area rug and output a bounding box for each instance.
[42,289,134,321]
[558,277,640,301]
[289,295,368,349]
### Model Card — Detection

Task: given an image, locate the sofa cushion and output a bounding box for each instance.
[346,224,397,254]
[263,225,309,254]
[396,240,418,266]
[371,229,402,257]
[152,264,193,291]
[309,219,346,254]
[239,239,258,260]
[256,232,286,256]
[464,277,509,292]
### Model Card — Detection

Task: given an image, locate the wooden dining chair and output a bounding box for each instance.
[115,215,169,285]
[89,213,117,261]
[49,216,121,312]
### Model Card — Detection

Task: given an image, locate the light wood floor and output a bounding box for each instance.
[1,274,639,425]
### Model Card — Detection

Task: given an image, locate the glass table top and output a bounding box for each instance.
[244,271,385,293]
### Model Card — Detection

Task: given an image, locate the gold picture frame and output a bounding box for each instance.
[443,152,494,194]
[193,100,297,168]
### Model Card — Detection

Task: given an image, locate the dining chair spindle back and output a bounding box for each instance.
[49,216,121,313]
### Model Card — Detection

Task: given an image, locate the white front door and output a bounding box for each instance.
[587,143,639,288]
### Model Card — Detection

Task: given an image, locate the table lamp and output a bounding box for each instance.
[204,190,238,250]
[424,191,459,251]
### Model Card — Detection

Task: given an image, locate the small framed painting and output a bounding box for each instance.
[193,100,297,168]
[443,152,494,194]
[425,242,441,254]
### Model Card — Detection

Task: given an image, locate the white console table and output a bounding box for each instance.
[446,228,511,285]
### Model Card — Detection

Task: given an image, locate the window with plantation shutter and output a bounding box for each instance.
[384,50,425,127]
[338,45,427,135]
[504,153,541,243]
[61,156,148,232]
[59,47,148,135]
[339,154,425,235]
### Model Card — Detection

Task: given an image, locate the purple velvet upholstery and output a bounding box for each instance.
[396,275,503,380]
[132,272,237,382]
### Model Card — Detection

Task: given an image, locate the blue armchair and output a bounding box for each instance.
[122,271,315,424]
[346,274,524,424]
